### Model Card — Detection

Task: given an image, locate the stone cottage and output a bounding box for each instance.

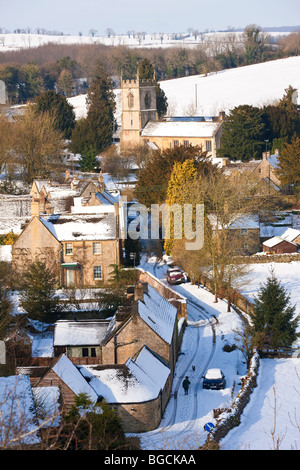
[12,211,121,287]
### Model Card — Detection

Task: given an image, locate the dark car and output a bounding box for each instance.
[166,267,185,285]
[203,368,226,390]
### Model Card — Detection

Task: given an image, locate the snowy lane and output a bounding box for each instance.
[138,302,217,450]
[137,255,246,449]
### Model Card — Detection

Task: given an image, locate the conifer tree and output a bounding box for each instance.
[20,261,62,323]
[276,136,300,187]
[85,61,116,154]
[71,61,116,156]
[250,270,299,349]
[218,105,266,161]
[35,90,76,139]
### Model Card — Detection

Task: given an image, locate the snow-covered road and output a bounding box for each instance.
[135,255,247,450]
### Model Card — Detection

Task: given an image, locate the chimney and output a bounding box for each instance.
[222,158,228,167]
[219,111,225,121]
[31,199,40,217]
[98,171,105,193]
[134,284,144,302]
[262,151,270,161]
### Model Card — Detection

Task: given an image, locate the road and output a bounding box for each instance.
[135,254,246,450]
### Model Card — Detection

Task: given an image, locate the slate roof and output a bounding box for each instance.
[138,284,177,344]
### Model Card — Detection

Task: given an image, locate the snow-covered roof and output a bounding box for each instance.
[266,154,279,169]
[52,354,98,403]
[141,120,221,138]
[208,213,260,231]
[40,212,116,241]
[138,284,177,344]
[0,245,12,262]
[0,375,40,446]
[78,346,170,403]
[279,227,300,243]
[263,227,300,247]
[54,320,110,347]
[263,236,297,248]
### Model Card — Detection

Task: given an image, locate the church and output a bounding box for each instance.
[120,71,225,158]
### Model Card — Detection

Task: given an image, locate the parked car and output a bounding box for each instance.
[203,368,226,390]
[166,267,185,285]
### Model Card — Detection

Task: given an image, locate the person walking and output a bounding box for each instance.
[182,376,191,395]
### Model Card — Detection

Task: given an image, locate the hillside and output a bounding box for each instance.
[0,29,294,52]
[68,56,300,123]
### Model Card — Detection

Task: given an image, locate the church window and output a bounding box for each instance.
[144,92,151,109]
[128,93,134,108]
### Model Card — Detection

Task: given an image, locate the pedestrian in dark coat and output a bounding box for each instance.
[183,376,191,395]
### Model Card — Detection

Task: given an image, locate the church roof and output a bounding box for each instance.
[142,119,221,138]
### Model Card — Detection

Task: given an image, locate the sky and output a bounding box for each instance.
[1,0,300,36]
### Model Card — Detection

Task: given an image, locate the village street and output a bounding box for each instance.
[134,253,247,450]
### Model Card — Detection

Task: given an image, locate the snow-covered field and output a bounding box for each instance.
[159,56,300,116]
[0,30,291,53]
[67,55,300,121]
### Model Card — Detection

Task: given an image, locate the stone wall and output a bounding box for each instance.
[137,268,187,320]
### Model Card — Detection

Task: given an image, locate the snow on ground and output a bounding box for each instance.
[221,358,300,450]
[68,55,300,124]
[241,261,300,337]
[0,31,292,53]
[136,255,300,450]
[159,56,300,116]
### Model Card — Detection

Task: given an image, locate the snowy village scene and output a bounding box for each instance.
[0,0,300,456]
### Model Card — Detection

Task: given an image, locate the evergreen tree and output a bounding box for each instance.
[20,261,62,323]
[56,69,74,97]
[275,136,300,187]
[218,105,267,161]
[84,61,116,154]
[79,147,99,172]
[35,90,76,139]
[19,63,44,102]
[250,271,299,349]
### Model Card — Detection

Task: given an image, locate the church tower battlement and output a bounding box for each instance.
[120,70,157,148]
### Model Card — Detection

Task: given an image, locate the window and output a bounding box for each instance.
[82,347,96,357]
[173,140,179,147]
[128,93,134,108]
[65,243,73,255]
[206,140,212,152]
[93,265,102,280]
[183,140,189,147]
[144,92,151,109]
[93,242,101,255]
[82,348,89,357]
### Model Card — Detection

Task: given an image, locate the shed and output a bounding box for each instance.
[262,236,298,254]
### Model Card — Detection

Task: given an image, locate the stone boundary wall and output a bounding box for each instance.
[245,253,300,264]
[204,351,260,447]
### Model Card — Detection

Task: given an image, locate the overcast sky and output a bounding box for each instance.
[1,0,300,36]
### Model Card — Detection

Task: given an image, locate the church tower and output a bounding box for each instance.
[120,70,157,148]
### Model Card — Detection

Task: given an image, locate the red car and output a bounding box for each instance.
[166,268,185,285]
